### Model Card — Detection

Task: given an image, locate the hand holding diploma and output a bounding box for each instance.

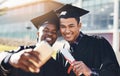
[60,49,92,76]
[60,48,75,74]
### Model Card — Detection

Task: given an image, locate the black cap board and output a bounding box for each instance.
[31,10,59,29]
[56,4,89,18]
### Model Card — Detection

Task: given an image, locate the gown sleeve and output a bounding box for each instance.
[0,46,33,76]
[93,38,120,76]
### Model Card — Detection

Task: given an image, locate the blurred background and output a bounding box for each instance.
[0,0,120,64]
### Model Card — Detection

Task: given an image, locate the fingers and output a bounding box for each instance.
[25,51,41,64]
[18,51,41,73]
[72,61,92,76]
[9,49,33,68]
[18,61,40,73]
[19,58,37,71]
[72,61,83,76]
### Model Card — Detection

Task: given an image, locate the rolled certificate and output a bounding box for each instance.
[60,48,76,74]
[34,41,54,67]
[60,48,75,64]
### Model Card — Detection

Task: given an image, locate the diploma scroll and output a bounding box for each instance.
[60,48,76,74]
[60,48,75,64]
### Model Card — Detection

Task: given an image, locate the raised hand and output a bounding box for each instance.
[9,49,41,73]
[72,61,92,76]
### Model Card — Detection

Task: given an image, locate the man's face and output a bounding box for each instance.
[60,18,81,43]
[38,24,58,46]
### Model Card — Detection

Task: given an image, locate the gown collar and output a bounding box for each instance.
[70,32,83,46]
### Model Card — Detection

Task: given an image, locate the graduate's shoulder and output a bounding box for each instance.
[84,34,106,41]
[82,34,110,45]
[6,45,36,53]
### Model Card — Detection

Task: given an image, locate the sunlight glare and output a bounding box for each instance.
[0,0,38,8]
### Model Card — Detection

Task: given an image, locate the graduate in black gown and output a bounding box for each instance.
[55,4,120,76]
[0,11,67,76]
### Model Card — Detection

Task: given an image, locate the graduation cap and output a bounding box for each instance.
[31,10,59,29]
[56,4,89,18]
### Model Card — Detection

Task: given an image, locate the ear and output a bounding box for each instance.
[78,22,82,29]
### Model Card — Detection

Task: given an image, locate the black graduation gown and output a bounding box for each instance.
[8,58,66,76]
[56,33,120,76]
[0,46,67,76]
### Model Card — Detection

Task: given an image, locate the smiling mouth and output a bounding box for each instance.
[45,37,52,41]
[64,34,71,38]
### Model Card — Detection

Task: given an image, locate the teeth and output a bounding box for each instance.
[46,38,52,41]
[65,35,71,37]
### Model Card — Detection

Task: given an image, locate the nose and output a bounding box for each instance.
[65,28,70,34]
[47,32,52,36]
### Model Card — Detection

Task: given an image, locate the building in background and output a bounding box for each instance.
[0,1,63,40]
[0,0,120,64]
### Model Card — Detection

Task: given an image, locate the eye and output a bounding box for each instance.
[43,29,57,35]
[51,31,57,34]
[60,25,66,28]
[43,29,48,33]
[69,24,75,28]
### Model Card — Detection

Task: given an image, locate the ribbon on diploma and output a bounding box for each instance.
[60,48,75,74]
